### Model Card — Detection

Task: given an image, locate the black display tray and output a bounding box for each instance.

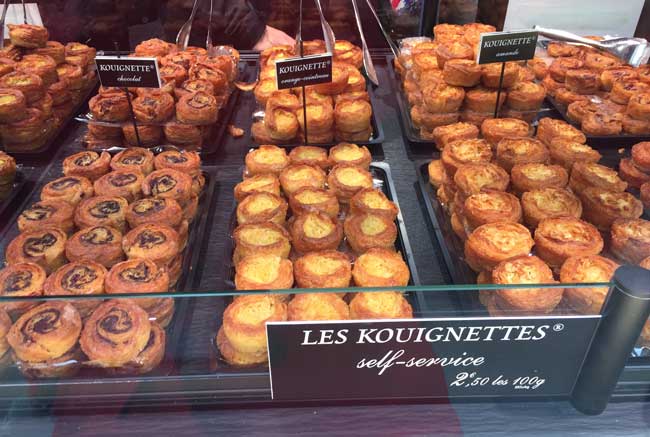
[546,95,647,149]
[0,152,218,397]
[0,169,28,222]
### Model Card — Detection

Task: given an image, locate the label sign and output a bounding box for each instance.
[477,30,538,64]
[275,53,333,90]
[267,316,599,401]
[95,56,161,88]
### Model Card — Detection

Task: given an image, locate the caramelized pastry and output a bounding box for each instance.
[216,325,267,367]
[435,41,473,69]
[56,63,84,90]
[581,112,623,136]
[421,82,464,113]
[428,160,449,189]
[464,222,533,272]
[43,261,107,318]
[569,162,627,194]
[521,188,582,228]
[481,62,519,88]
[327,164,374,203]
[431,122,479,151]
[579,187,643,230]
[441,138,492,177]
[279,164,326,196]
[176,91,218,125]
[560,255,618,314]
[16,54,57,86]
[600,67,638,91]
[105,259,169,310]
[17,199,74,234]
[566,100,600,124]
[495,137,548,172]
[547,42,581,58]
[480,118,530,147]
[536,117,586,146]
[349,292,413,319]
[110,147,155,175]
[631,141,650,172]
[288,146,329,169]
[334,98,372,131]
[74,195,128,233]
[122,224,179,269]
[88,93,129,122]
[610,218,650,264]
[352,248,410,287]
[328,143,371,169]
[142,169,193,205]
[541,75,563,97]
[411,105,460,130]
[0,107,44,145]
[65,225,124,268]
[6,227,67,274]
[288,187,339,219]
[565,69,600,94]
[627,93,650,121]
[0,88,26,122]
[623,115,650,134]
[453,163,510,199]
[313,62,349,95]
[234,174,280,202]
[63,151,111,181]
[0,262,46,317]
[134,38,173,58]
[462,190,522,231]
[8,24,48,48]
[132,92,174,123]
[162,121,204,146]
[93,170,144,203]
[245,145,290,176]
[549,57,584,82]
[443,59,481,87]
[506,81,545,111]
[235,254,293,291]
[548,138,601,170]
[619,158,650,189]
[233,222,290,265]
[293,250,351,290]
[289,211,343,254]
[349,188,398,221]
[236,192,287,226]
[154,150,201,177]
[511,163,568,194]
[611,81,650,105]
[344,213,397,253]
[534,217,603,268]
[289,293,350,321]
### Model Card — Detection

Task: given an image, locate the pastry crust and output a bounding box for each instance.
[56,63,84,90]
[549,57,584,82]
[493,256,562,314]
[569,162,627,194]
[65,225,124,268]
[289,211,343,253]
[349,188,398,221]
[176,78,215,100]
[132,92,174,123]
[506,81,546,111]
[352,248,410,287]
[431,122,479,151]
[443,59,481,87]
[16,54,57,86]
[0,262,46,317]
[122,224,180,268]
[412,51,439,76]
[548,138,601,170]
[8,24,48,48]
[566,100,600,124]
[235,253,294,292]
[288,146,329,169]
[63,151,111,181]
[328,143,372,169]
[17,199,74,234]
[154,150,201,176]
[105,259,170,310]
[428,159,450,188]
[619,158,650,189]
[579,187,643,230]
[110,147,155,175]
[93,170,144,202]
[411,106,460,130]
[631,142,650,172]
[459,109,492,127]
[628,93,650,121]
[236,192,287,226]
[641,181,650,209]
[43,261,107,318]
[435,41,473,69]
[464,222,533,272]
[159,63,188,87]
[222,295,288,355]
[233,222,291,265]
[610,218,650,264]
[537,117,586,146]
[289,293,350,321]
[495,137,549,172]
[611,81,650,105]
[279,164,326,196]
[234,173,281,202]
[74,195,128,232]
[216,326,267,367]
[623,115,650,134]
[463,190,522,231]
[334,40,363,69]
[521,188,582,228]
[480,118,530,147]
[327,164,374,203]
[88,93,129,122]
[334,98,372,132]
[288,187,339,219]
[254,78,282,106]
[6,227,67,274]
[245,145,290,176]
[421,82,464,113]
[127,198,184,235]
[344,213,397,253]
[481,62,519,88]
[560,255,618,315]
[313,62,349,95]
[547,42,581,58]
[0,88,26,122]
[8,301,81,363]
[295,101,334,135]
[441,138,492,177]
[453,163,510,199]
[349,292,413,319]
[565,69,600,94]
[534,217,603,268]
[106,322,165,375]
[80,299,152,368]
[142,169,193,205]
[541,75,563,97]
[511,163,568,194]
[176,91,218,125]
[162,121,204,146]
[581,112,623,136]
[134,38,173,58]
[293,250,352,289]
[600,67,638,91]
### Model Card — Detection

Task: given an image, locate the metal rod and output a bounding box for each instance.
[299,0,308,144]
[21,0,26,24]
[493,62,505,118]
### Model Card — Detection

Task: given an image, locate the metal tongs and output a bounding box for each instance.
[363,0,401,61]
[0,0,9,49]
[176,0,201,51]
[534,25,650,67]
[313,0,335,55]
[350,0,378,86]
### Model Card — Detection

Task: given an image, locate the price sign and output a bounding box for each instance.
[267,315,599,401]
[477,30,539,64]
[275,53,333,90]
[95,56,161,88]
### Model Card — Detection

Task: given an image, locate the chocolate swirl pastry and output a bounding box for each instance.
[65,225,124,268]
[63,151,111,181]
[80,299,152,368]
[0,262,46,318]
[88,93,130,122]
[122,224,180,268]
[110,147,155,175]
[0,309,10,366]
[142,169,193,204]
[176,91,218,125]
[105,259,171,311]
[17,199,75,234]
[107,322,166,375]
[162,121,205,146]
[6,228,67,274]
[153,150,201,177]
[132,92,174,124]
[126,197,183,230]
[74,195,128,233]
[44,261,108,318]
[174,79,214,100]
[7,301,82,378]
[93,170,144,203]
[122,123,163,147]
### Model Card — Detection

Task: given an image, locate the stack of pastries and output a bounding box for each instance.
[0,151,16,199]
[542,37,650,135]
[395,23,547,140]
[217,143,412,367]
[251,41,374,144]
[0,24,97,151]
[0,147,205,378]
[428,116,650,318]
[86,38,239,149]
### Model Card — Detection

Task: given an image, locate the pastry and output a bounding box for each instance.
[176,92,218,125]
[105,259,169,310]
[462,190,522,231]
[122,223,180,268]
[349,292,413,319]
[623,115,650,134]
[495,137,549,172]
[235,254,294,291]
[295,101,334,137]
[110,147,155,175]
[16,54,57,86]
[600,67,639,91]
[63,151,111,181]
[511,163,568,194]
[610,218,650,264]
[0,150,15,196]
[142,169,193,205]
[132,92,175,123]
[453,163,509,199]
[0,309,9,364]
[56,63,84,90]
[628,93,650,121]
[80,299,152,368]
[581,112,623,136]
[43,261,107,318]
[288,146,330,170]
[93,170,144,203]
[641,181,650,209]
[443,59,481,87]
[293,250,351,290]
[566,100,600,125]
[153,150,201,177]
[579,187,643,230]
[0,88,26,123]
[352,248,410,287]
[619,158,650,189]
[421,82,464,113]
[327,164,374,203]
[0,262,46,317]
[534,217,603,268]
[480,118,530,148]
[279,164,326,196]
[245,145,290,176]
[234,174,281,202]
[464,222,533,272]
[435,41,473,69]
[521,188,582,228]
[126,198,185,235]
[216,326,267,367]
[506,81,545,111]
[547,42,581,58]
[40,176,92,209]
[328,143,371,169]
[334,98,372,132]
[8,24,48,48]
[6,227,67,274]
[493,256,562,314]
[560,255,618,314]
[631,142,650,172]
[349,188,398,221]
[289,211,343,253]
[549,57,584,82]
[0,108,45,145]
[233,222,290,264]
[65,225,124,268]
[548,138,601,170]
[313,62,349,95]
[288,293,350,321]
[175,78,215,100]
[88,93,129,122]
[611,81,650,105]
[565,69,600,94]
[106,322,166,375]
[236,192,287,226]
[537,117,586,146]
[17,199,75,234]
[411,105,460,130]
[569,162,627,194]
[74,195,128,232]
[441,138,492,177]
[288,187,339,219]
[430,122,479,151]
[481,62,519,88]
[48,80,72,109]
[162,121,204,146]
[344,213,396,253]
[541,75,563,97]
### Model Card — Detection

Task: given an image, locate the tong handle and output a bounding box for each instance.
[534,25,605,49]
[350,0,378,86]
[313,0,335,54]
[364,0,400,59]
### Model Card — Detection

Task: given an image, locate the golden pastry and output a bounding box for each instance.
[536,117,586,146]
[7,24,48,48]
[349,292,413,319]
[610,218,650,264]
[431,122,479,151]
[65,225,124,268]
[631,142,650,172]
[328,143,371,169]
[579,187,643,230]
[16,54,57,86]
[43,261,107,318]
[234,174,281,202]
[132,92,174,123]
[122,224,180,268]
[627,93,650,121]
[134,38,173,58]
[600,67,638,91]
[453,163,510,199]
[6,227,67,274]
[56,63,84,90]
[565,69,600,94]
[233,222,291,265]
[154,150,201,176]
[511,163,568,194]
[548,138,601,170]
[581,112,623,136]
[0,262,46,317]
[245,145,290,176]
[480,118,530,148]
[0,108,45,146]
[235,254,293,291]
[464,222,533,272]
[63,151,111,181]
[441,138,492,177]
[279,164,326,196]
[464,87,508,113]
[569,162,627,194]
[110,147,155,175]
[0,88,26,123]
[93,170,144,203]
[481,62,519,88]
[88,93,129,122]
[549,57,584,82]
[142,169,193,205]
[421,82,465,113]
[352,248,410,287]
[534,217,603,268]
[506,81,545,111]
[176,91,218,125]
[293,250,351,290]
[288,146,330,170]
[236,192,287,226]
[611,81,650,105]
[462,190,522,231]
[435,41,473,69]
[17,199,74,234]
[521,188,582,228]
[495,137,548,172]
[619,158,650,189]
[288,293,350,321]
[443,59,481,87]
[289,211,343,253]
[327,164,374,203]
[349,188,398,221]
[344,213,396,254]
[288,187,339,219]
[560,255,618,314]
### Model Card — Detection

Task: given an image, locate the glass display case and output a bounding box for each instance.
[0,1,649,430]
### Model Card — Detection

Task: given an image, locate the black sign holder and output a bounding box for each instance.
[493,62,506,118]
